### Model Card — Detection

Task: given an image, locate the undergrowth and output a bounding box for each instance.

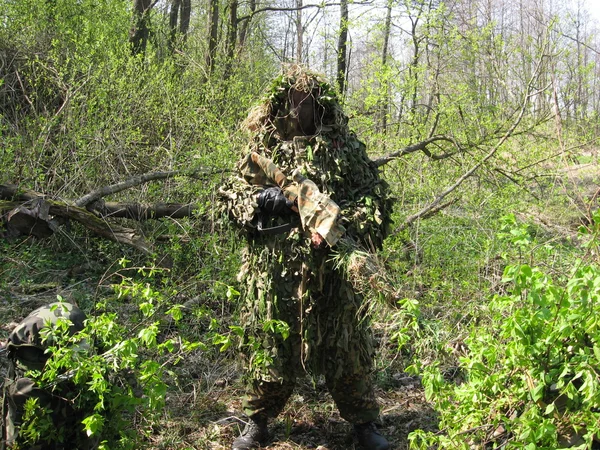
[408,210,600,449]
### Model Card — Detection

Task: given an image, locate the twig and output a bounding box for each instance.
[492,168,540,201]
[395,198,458,233]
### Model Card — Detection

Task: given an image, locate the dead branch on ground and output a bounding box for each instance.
[75,167,228,208]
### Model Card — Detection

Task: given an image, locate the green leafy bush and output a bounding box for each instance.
[16,263,204,449]
[410,212,600,449]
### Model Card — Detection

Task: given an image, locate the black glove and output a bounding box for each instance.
[257,187,294,216]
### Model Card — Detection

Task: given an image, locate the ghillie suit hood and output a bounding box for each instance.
[242,65,352,153]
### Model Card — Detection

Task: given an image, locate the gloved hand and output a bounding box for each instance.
[257,187,295,216]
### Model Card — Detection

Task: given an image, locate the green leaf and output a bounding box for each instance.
[82,413,104,437]
[166,305,183,322]
[230,325,245,337]
[138,323,158,347]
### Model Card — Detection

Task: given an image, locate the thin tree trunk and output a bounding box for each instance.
[169,0,181,53]
[206,0,220,74]
[227,0,238,58]
[379,0,393,133]
[225,0,238,76]
[180,0,191,35]
[296,0,303,63]
[337,0,349,96]
[409,14,420,116]
[130,0,153,56]
[238,0,256,49]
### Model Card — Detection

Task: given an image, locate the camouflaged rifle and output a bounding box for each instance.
[240,151,344,246]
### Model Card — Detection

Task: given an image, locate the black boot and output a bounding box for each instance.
[355,421,390,450]
[232,417,268,450]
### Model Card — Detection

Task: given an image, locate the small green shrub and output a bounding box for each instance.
[18,262,205,449]
[409,212,600,449]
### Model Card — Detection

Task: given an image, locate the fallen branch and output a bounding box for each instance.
[75,167,229,208]
[0,184,42,202]
[395,198,458,233]
[1,195,152,254]
[90,200,199,220]
[46,200,152,253]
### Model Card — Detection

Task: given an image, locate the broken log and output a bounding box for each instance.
[89,200,198,220]
[1,186,152,253]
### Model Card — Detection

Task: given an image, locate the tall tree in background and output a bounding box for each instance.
[206,0,220,74]
[378,0,393,133]
[296,0,304,62]
[130,0,153,55]
[226,0,239,62]
[238,0,257,50]
[169,0,191,53]
[337,0,349,95]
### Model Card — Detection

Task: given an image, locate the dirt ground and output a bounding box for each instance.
[159,372,438,450]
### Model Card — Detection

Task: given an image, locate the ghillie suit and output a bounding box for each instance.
[220,66,393,427]
[1,302,95,450]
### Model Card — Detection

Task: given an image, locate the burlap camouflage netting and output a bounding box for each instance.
[219,65,393,423]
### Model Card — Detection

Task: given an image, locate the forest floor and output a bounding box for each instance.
[158,355,437,450]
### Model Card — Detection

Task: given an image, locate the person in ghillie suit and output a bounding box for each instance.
[219,65,393,450]
[1,302,95,450]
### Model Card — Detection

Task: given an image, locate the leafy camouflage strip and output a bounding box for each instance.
[219,66,393,421]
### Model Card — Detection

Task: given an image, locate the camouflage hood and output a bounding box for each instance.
[242,64,349,145]
[8,302,87,350]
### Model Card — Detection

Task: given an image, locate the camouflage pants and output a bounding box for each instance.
[243,372,380,424]
[240,254,380,424]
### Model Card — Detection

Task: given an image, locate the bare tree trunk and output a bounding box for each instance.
[409,14,420,116]
[168,0,190,54]
[206,0,220,74]
[180,0,191,35]
[238,0,256,49]
[225,0,238,76]
[169,0,181,53]
[337,0,349,96]
[379,0,393,133]
[296,0,303,63]
[130,0,153,56]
